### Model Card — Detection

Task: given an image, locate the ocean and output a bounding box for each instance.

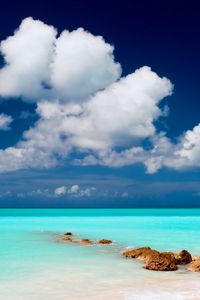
[1,208,200,300]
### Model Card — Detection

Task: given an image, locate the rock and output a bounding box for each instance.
[80,239,93,245]
[64,232,72,236]
[145,252,177,271]
[123,247,151,258]
[175,250,192,265]
[192,256,200,261]
[188,260,200,272]
[137,249,160,263]
[98,239,112,245]
[122,247,159,263]
[60,236,73,242]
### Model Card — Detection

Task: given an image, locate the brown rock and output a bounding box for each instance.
[145,252,177,271]
[192,256,200,261]
[98,239,112,244]
[60,236,73,242]
[175,250,192,265]
[123,247,151,258]
[137,249,160,263]
[80,239,93,245]
[188,260,200,272]
[64,232,72,236]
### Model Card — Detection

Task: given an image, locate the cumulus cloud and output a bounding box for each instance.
[0,18,56,100]
[54,186,67,197]
[0,64,173,173]
[68,184,79,194]
[173,124,200,168]
[51,28,121,100]
[147,125,200,172]
[53,184,96,197]
[76,127,200,174]
[0,17,199,174]
[79,187,96,197]
[0,17,120,102]
[33,66,172,152]
[0,113,13,130]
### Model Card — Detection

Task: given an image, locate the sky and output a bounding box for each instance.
[0,0,200,208]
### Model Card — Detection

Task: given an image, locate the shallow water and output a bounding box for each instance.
[1,209,200,299]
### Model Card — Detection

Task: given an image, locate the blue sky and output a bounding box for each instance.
[0,0,200,207]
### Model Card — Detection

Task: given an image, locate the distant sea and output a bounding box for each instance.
[1,208,200,300]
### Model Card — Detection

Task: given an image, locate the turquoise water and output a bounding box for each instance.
[1,209,200,300]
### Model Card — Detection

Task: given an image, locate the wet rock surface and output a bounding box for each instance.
[123,247,151,258]
[59,232,113,246]
[175,250,192,265]
[137,249,160,263]
[188,259,200,272]
[60,236,73,242]
[122,247,193,271]
[79,239,93,245]
[98,239,112,244]
[145,252,177,271]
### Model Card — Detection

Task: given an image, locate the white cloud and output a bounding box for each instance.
[173,124,200,168]
[54,186,66,197]
[0,113,13,130]
[51,28,121,101]
[0,17,120,102]
[60,66,172,150]
[0,17,56,100]
[67,185,96,197]
[68,184,79,194]
[149,124,200,172]
[135,127,200,173]
[76,147,145,167]
[0,18,199,175]
[0,64,173,173]
[53,184,95,198]
[79,187,96,197]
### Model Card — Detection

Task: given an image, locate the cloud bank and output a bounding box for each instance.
[0,17,199,174]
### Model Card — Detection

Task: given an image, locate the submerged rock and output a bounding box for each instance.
[145,252,177,271]
[64,232,73,236]
[188,260,200,272]
[80,239,93,245]
[98,239,112,245]
[60,236,73,242]
[175,250,192,265]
